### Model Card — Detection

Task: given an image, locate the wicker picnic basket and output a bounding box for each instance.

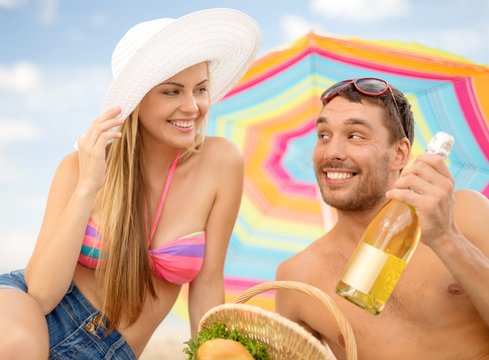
[198,281,357,360]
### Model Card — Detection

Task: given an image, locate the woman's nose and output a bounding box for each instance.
[180,93,198,113]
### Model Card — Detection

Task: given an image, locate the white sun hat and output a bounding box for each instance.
[101,8,261,121]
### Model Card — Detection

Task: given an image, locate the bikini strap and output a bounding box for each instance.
[148,151,181,245]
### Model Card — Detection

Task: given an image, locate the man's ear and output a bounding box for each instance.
[391,138,411,172]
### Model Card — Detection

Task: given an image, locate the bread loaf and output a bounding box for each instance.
[197,338,255,360]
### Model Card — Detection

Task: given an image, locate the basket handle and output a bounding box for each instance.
[232,280,357,360]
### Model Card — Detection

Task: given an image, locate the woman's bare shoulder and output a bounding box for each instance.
[203,136,242,156]
[43,152,80,202]
[53,152,79,180]
[201,136,244,169]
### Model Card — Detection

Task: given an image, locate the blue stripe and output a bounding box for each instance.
[80,244,100,258]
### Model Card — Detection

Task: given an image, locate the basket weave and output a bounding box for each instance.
[198,281,357,360]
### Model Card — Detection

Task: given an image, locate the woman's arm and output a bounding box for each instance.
[25,108,123,313]
[188,138,244,335]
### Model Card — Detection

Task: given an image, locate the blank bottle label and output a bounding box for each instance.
[341,243,389,294]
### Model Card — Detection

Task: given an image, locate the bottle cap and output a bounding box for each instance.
[426,132,454,159]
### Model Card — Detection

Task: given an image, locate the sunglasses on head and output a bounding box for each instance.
[320,78,406,138]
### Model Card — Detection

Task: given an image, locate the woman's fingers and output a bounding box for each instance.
[93,127,122,152]
[75,107,124,193]
[86,107,122,137]
[79,107,124,149]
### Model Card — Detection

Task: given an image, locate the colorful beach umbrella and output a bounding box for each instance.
[174,31,489,315]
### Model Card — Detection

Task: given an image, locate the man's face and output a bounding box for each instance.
[313,96,396,212]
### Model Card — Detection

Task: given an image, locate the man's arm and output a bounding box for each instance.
[431,189,489,325]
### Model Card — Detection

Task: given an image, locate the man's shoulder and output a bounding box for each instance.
[454,188,488,207]
[454,189,489,253]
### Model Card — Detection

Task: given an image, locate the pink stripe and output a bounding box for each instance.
[150,151,181,242]
[153,232,205,250]
[155,271,188,285]
[151,255,203,284]
[224,278,275,297]
[483,183,489,198]
[87,219,101,232]
[151,254,203,267]
[264,118,317,197]
[453,79,489,161]
[223,48,313,99]
[223,46,466,101]
[313,47,465,81]
[224,278,261,290]
[78,253,98,268]
[82,235,102,250]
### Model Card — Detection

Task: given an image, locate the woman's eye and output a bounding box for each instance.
[163,90,179,96]
[195,86,208,94]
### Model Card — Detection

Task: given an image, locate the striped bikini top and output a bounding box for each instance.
[78,151,206,285]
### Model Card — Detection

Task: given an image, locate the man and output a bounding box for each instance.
[275,78,489,359]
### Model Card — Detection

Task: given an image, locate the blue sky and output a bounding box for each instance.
[1,0,489,273]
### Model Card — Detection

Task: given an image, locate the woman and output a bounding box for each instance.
[0,8,260,359]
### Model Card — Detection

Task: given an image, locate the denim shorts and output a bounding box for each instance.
[0,270,136,360]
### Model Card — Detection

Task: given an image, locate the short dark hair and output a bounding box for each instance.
[322,83,415,145]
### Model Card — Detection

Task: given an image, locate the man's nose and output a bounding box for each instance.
[323,137,346,161]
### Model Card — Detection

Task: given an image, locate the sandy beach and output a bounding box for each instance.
[140,320,190,360]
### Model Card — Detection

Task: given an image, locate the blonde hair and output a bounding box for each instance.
[93,103,207,331]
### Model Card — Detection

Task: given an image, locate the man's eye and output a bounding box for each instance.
[318,133,329,140]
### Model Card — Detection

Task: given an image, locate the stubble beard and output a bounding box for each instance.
[315,154,390,213]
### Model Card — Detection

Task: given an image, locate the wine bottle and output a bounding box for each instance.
[335,132,454,314]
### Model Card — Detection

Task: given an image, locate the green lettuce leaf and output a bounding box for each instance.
[183,322,271,360]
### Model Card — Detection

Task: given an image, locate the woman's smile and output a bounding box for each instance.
[168,118,195,132]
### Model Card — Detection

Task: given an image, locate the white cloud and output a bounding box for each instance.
[310,0,411,22]
[0,0,25,8]
[65,28,84,43]
[280,15,324,43]
[0,155,22,182]
[91,12,108,27]
[433,29,485,60]
[37,0,60,24]
[0,229,37,273]
[0,121,41,144]
[11,194,47,214]
[0,61,41,92]
[384,28,488,64]
[1,0,60,24]
[22,65,111,121]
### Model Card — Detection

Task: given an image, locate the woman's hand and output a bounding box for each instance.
[75,107,124,194]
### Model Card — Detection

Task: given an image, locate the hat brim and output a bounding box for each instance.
[101,8,261,121]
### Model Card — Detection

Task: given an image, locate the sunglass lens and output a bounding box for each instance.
[321,80,352,102]
[355,78,388,95]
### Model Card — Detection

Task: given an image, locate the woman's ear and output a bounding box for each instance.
[391,138,411,171]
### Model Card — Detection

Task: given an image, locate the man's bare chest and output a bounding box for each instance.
[302,243,482,359]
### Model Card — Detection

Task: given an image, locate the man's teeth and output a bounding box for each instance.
[170,120,193,128]
[327,172,352,180]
